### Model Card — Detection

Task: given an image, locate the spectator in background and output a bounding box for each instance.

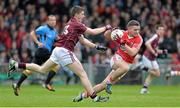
[0,16,12,53]
[0,49,7,64]
[176,33,180,56]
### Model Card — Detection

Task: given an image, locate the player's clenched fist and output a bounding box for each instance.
[95,45,107,52]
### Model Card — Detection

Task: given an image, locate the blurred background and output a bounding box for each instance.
[0,0,180,86]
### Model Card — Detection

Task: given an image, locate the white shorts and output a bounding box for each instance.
[50,47,78,67]
[110,54,131,68]
[142,55,159,70]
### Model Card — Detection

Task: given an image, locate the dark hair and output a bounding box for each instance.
[127,20,140,27]
[70,6,84,17]
[155,24,164,30]
[48,15,56,19]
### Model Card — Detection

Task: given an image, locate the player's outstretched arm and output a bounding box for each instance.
[85,25,111,36]
[79,35,107,52]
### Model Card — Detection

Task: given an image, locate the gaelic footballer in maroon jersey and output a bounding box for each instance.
[8,5,111,102]
[55,17,87,51]
[140,24,166,94]
[143,34,160,61]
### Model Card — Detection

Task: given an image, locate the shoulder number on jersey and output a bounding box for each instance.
[62,25,69,35]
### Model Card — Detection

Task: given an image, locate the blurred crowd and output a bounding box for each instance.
[0,0,180,67]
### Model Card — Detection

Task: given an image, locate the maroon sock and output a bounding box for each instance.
[90,92,97,99]
[18,63,26,69]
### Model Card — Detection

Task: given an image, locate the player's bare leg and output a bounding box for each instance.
[67,59,108,102]
[96,59,129,94]
[26,60,57,73]
[74,59,130,102]
[8,59,58,75]
[78,70,117,99]
[103,60,129,94]
[9,59,58,96]
[75,68,128,102]
[67,61,94,96]
[12,63,59,96]
[140,69,160,94]
[67,60,109,102]
[95,70,115,91]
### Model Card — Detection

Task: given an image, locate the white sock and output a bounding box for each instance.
[171,71,177,76]
[15,63,18,69]
[82,93,86,98]
[93,96,99,101]
[171,71,180,76]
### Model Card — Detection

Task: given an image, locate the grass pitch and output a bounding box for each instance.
[0,84,180,107]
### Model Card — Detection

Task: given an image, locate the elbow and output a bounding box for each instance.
[145,42,150,47]
[30,31,35,37]
[79,40,84,45]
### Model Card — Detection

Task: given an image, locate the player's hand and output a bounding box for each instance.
[37,42,43,47]
[157,50,163,54]
[163,49,168,54]
[105,24,112,31]
[154,53,158,57]
[95,45,107,52]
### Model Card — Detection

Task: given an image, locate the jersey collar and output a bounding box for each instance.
[47,24,54,30]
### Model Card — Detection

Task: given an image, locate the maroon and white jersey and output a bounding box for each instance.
[144,34,159,60]
[54,18,87,51]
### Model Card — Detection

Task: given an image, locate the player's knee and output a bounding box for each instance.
[23,70,32,76]
[115,62,129,72]
[120,65,129,72]
[153,70,160,77]
[155,71,160,77]
[52,65,60,72]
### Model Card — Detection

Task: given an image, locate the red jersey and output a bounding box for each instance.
[55,18,87,51]
[115,31,143,63]
[144,34,159,60]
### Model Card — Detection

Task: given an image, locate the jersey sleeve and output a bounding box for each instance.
[146,34,158,43]
[77,23,87,34]
[35,26,46,36]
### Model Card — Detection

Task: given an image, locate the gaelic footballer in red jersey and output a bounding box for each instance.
[73,20,143,102]
[140,24,166,94]
[8,6,111,102]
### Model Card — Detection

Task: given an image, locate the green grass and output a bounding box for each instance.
[0,85,180,107]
